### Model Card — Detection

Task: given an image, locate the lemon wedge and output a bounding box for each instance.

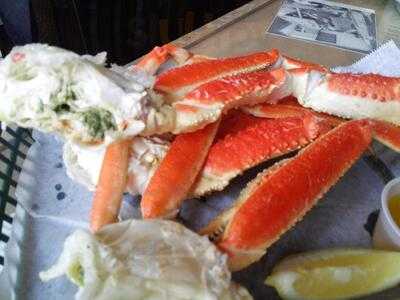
[265,248,400,300]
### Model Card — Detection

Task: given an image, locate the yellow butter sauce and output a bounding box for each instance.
[388,195,400,228]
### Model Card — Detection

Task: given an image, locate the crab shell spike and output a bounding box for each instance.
[191,111,326,197]
[141,120,220,219]
[154,49,282,103]
[370,120,400,152]
[282,55,328,72]
[173,69,292,133]
[211,120,372,271]
[135,44,191,75]
[291,69,400,126]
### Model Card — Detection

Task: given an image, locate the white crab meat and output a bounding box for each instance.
[291,69,400,125]
[64,137,170,195]
[0,44,153,145]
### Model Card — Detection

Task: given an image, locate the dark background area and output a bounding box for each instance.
[0,0,251,64]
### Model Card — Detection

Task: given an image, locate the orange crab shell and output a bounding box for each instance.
[214,120,373,271]
[172,69,292,133]
[154,49,281,102]
[141,120,220,219]
[327,73,400,102]
[191,110,330,197]
[290,69,400,126]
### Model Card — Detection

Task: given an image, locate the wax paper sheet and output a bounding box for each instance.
[1,41,400,300]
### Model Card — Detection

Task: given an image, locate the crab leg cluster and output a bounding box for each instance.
[154,49,281,102]
[203,120,373,270]
[90,44,400,271]
[190,110,330,197]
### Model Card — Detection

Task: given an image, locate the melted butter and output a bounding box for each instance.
[388,195,400,227]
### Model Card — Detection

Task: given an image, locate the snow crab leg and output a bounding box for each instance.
[154,49,281,103]
[200,120,373,271]
[172,69,291,133]
[164,57,400,133]
[190,111,331,197]
[139,47,400,218]
[90,139,131,232]
[245,98,400,151]
[89,45,196,230]
[91,46,282,222]
[141,120,220,219]
[139,47,284,135]
[138,48,286,218]
[90,45,400,233]
[290,69,400,126]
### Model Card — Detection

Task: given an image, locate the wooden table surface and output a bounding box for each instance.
[170,0,398,67]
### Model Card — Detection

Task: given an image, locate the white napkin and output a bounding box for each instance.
[332,40,400,76]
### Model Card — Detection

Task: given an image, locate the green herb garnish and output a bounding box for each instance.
[80,108,116,139]
[54,103,71,113]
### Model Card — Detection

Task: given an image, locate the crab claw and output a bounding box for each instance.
[141,120,220,219]
[154,49,282,103]
[134,44,191,75]
[201,120,372,271]
[172,69,292,133]
[291,69,400,126]
[191,111,329,197]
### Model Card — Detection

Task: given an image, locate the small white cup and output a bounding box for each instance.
[372,177,400,251]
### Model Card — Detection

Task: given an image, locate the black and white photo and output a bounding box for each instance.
[268,0,377,53]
